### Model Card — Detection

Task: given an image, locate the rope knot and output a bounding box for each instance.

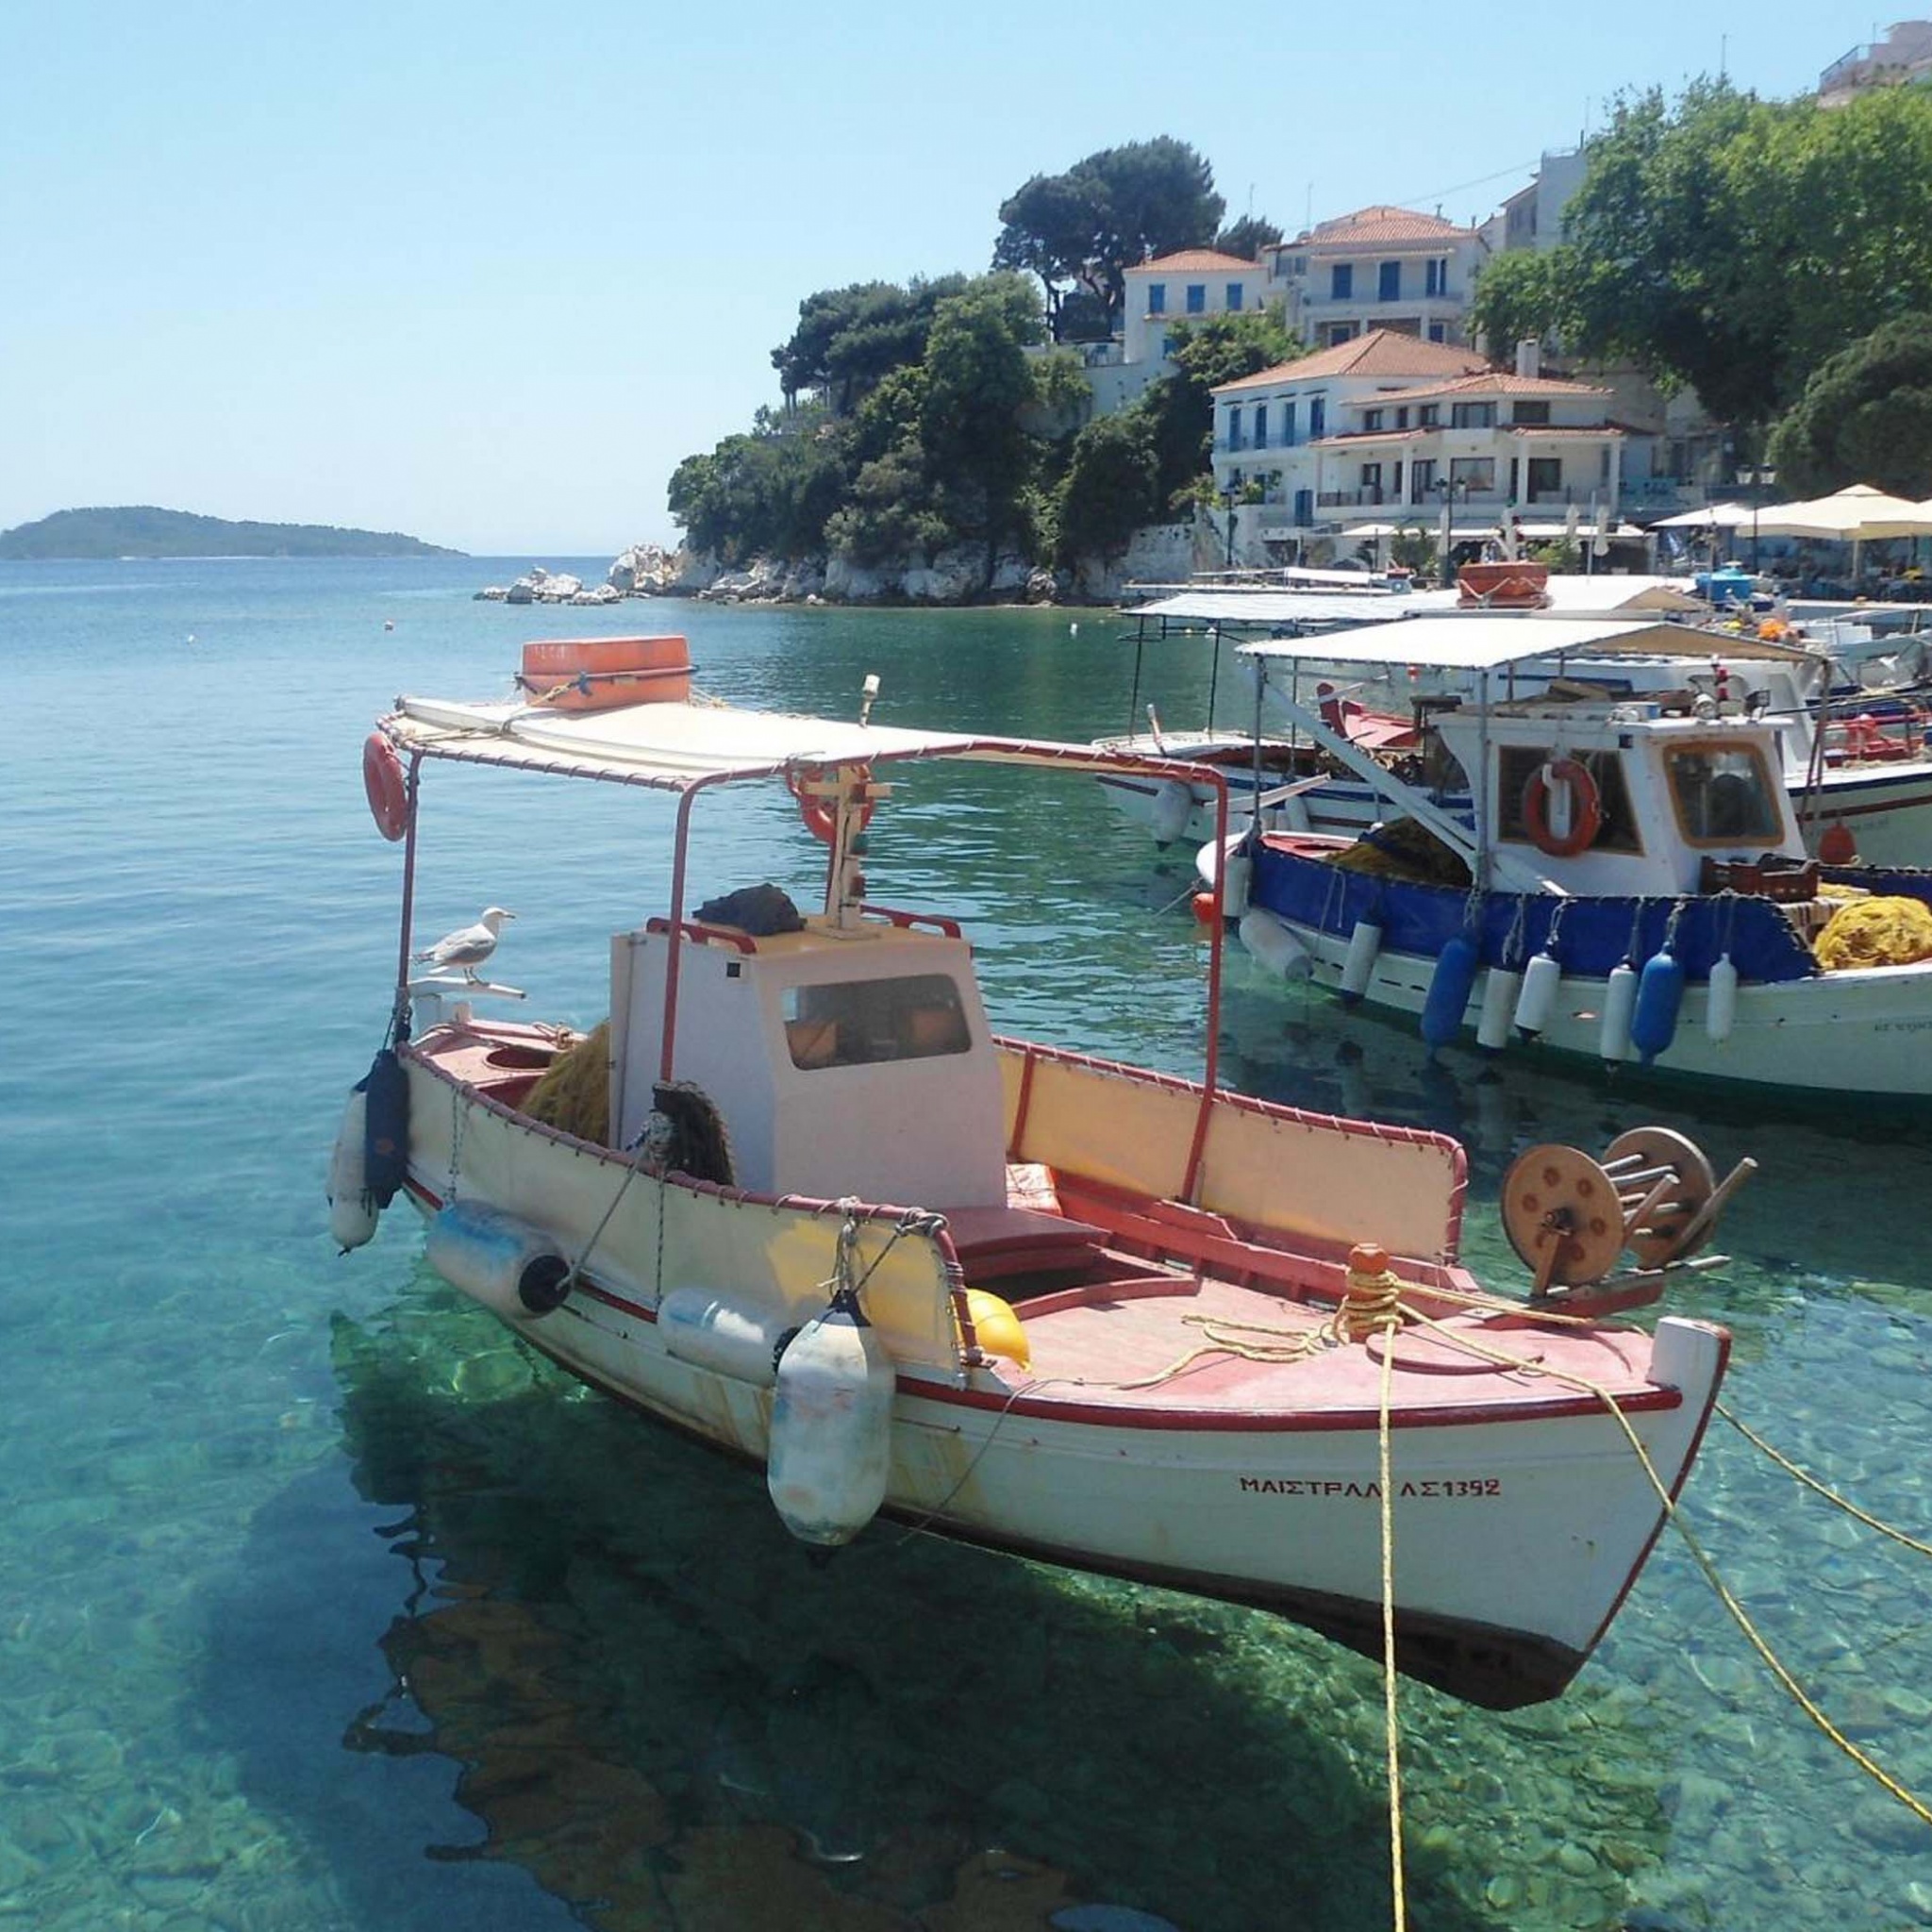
[1337,1242,1407,1342]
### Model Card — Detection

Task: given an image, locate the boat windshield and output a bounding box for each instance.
[1664,742,1783,844]
[782,974,973,1071]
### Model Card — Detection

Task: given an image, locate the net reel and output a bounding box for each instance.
[1500,1126,1757,1310]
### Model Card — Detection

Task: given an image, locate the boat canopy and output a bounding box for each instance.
[1126,591,1420,627]
[382,694,1214,792]
[1238,615,1818,675]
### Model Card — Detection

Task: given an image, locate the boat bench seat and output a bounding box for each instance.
[939,1203,1108,1281]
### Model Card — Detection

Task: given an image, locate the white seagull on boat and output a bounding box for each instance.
[413,907,514,980]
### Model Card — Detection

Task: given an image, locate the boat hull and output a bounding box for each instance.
[398,1047,1725,1708]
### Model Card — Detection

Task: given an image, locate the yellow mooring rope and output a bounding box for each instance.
[1393,1301,1932,1830]
[1717,1402,1932,1560]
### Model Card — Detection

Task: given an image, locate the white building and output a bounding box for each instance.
[1819,21,1932,103]
[1261,206,1489,349]
[1211,333,1641,556]
[1483,150,1587,256]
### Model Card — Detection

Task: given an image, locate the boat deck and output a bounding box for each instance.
[990,1273,1664,1422]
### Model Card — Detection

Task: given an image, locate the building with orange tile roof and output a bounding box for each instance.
[1261,206,1490,350]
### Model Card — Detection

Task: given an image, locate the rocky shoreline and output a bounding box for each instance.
[582,524,1207,609]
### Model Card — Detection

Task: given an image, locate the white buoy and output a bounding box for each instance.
[1600,962,1639,1064]
[1239,907,1312,980]
[425,1202,572,1317]
[326,1089,379,1252]
[1513,951,1562,1040]
[1149,780,1195,846]
[767,1291,896,1546]
[1338,918,1383,1006]
[1707,954,1739,1044]
[1476,966,1523,1054]
[1221,848,1253,918]
[658,1286,790,1386]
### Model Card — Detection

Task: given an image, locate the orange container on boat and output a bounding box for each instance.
[518,636,691,709]
[1457,562,1549,608]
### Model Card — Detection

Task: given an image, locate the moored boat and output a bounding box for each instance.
[330,656,1736,1708]
[1208,619,1932,1098]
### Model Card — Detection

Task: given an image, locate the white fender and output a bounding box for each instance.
[326,1089,379,1252]
[1513,951,1561,1040]
[425,1201,572,1318]
[658,1286,790,1386]
[1707,955,1739,1044]
[1338,918,1383,1005]
[1600,962,1639,1065]
[767,1295,896,1546]
[1221,848,1253,919]
[1476,967,1522,1054]
[1239,907,1312,981]
[1149,780,1195,847]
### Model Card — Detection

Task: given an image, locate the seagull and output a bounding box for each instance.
[413,907,514,981]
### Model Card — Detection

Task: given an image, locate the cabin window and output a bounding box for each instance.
[782,974,973,1070]
[1664,742,1782,844]
[1496,745,1643,855]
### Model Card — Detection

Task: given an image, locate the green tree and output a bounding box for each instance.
[667,407,852,565]
[993,138,1224,337]
[771,275,969,411]
[1214,215,1283,259]
[1485,80,1932,427]
[1056,410,1161,564]
[1767,316,1932,497]
[1141,305,1300,505]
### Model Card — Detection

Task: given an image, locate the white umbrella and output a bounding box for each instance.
[1651,502,1756,528]
[1752,483,1932,541]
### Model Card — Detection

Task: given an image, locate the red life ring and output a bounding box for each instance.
[1521,757,1602,858]
[788,764,874,844]
[363,732,410,842]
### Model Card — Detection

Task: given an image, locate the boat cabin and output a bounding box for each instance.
[1432,700,1808,897]
[610,913,1008,1210]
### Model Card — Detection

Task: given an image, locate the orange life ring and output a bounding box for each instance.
[363,732,410,842]
[1522,757,1602,858]
[788,764,875,844]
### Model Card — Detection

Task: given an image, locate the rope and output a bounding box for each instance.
[1390,1299,1932,1828]
[1717,1404,1932,1560]
[1376,1322,1407,1932]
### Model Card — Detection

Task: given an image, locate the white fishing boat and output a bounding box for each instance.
[1209,618,1932,1099]
[329,635,1737,1709]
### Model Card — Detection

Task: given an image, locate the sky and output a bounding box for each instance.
[0,2,1899,556]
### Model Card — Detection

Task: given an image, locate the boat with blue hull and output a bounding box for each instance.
[1205,619,1932,1100]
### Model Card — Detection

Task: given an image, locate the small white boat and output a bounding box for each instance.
[331,639,1734,1708]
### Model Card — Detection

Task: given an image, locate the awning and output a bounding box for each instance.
[1237,614,1817,674]
[382,698,1211,791]
[1124,591,1423,627]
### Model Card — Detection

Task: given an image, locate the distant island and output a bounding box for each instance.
[0,506,461,559]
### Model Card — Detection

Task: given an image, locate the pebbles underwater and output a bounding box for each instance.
[4,558,1932,1928]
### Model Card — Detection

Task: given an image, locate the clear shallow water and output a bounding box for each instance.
[4,557,1932,1930]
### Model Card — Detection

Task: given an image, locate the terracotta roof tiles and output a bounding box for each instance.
[1289,205,1476,249]
[1129,249,1263,274]
[1211,329,1488,394]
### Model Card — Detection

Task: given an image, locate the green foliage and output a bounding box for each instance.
[770,275,970,412]
[994,137,1224,337]
[1527,537,1583,571]
[1493,79,1932,425]
[1141,306,1300,505]
[1055,411,1161,564]
[1388,526,1438,576]
[667,407,850,567]
[1214,215,1282,259]
[1767,315,1932,497]
[0,506,457,558]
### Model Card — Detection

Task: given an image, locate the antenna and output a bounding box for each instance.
[1720,31,1727,77]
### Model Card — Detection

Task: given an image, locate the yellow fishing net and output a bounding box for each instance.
[523,1022,610,1143]
[1813,898,1932,971]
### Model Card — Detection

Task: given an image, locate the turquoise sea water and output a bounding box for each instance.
[5,556,1932,1930]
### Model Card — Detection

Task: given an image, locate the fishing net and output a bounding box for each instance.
[1331,817,1472,889]
[1813,897,1932,971]
[523,1022,610,1144]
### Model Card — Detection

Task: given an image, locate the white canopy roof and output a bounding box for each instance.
[1752,484,1932,540]
[1127,590,1421,627]
[1238,614,1813,674]
[1651,502,1757,529]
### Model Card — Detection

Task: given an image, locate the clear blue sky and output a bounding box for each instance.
[0,2,1890,555]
